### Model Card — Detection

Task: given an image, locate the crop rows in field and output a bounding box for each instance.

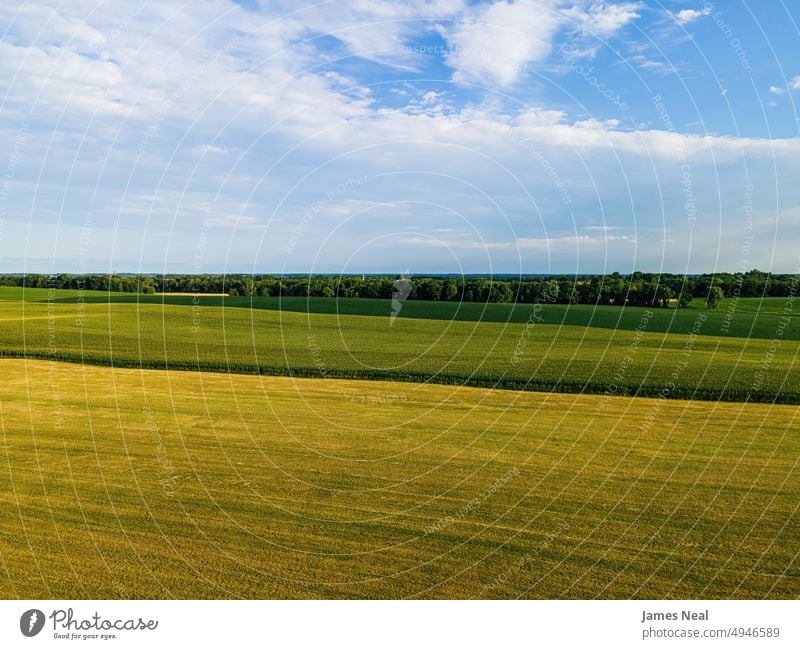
[10,286,797,341]
[0,290,798,403]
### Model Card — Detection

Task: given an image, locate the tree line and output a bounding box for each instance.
[2,269,797,308]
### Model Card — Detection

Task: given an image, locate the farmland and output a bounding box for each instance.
[0,287,798,403]
[0,359,797,599]
[15,286,799,340]
[1,286,797,600]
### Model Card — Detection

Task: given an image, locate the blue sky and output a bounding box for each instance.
[1,0,798,274]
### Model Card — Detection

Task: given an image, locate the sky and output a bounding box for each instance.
[0,0,799,275]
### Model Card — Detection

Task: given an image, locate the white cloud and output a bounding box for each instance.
[207,214,263,229]
[769,85,785,95]
[0,40,127,118]
[399,233,635,251]
[443,0,564,87]
[442,1,641,87]
[564,2,643,37]
[194,144,234,156]
[117,190,265,230]
[3,0,800,273]
[673,7,712,25]
[792,76,800,90]
[271,0,467,69]
[4,0,797,169]
[515,108,568,127]
[606,124,792,158]
[628,54,674,75]
[421,91,441,106]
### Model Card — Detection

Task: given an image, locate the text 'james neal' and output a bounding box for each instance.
[641,610,709,623]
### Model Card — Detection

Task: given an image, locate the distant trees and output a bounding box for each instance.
[413,278,443,301]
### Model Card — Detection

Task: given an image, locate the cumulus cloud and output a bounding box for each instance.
[564,2,642,37]
[442,0,642,87]
[2,1,795,168]
[672,7,712,25]
[269,0,467,68]
[442,0,564,87]
[1,0,798,273]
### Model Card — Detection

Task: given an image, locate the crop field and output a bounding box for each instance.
[13,286,798,340]
[0,288,798,403]
[0,359,797,599]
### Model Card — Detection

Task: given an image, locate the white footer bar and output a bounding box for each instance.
[1,600,796,648]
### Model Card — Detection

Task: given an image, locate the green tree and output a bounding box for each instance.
[705,286,724,309]
[139,277,156,294]
[489,281,513,303]
[677,291,693,308]
[243,276,256,296]
[441,279,460,301]
[541,280,559,303]
[655,285,674,308]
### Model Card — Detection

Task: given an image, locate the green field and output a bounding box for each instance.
[0,287,798,403]
[16,286,798,340]
[1,359,797,599]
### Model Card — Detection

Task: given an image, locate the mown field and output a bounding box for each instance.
[0,287,798,403]
[0,359,797,599]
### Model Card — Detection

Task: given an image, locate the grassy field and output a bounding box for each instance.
[0,359,797,599]
[0,287,798,403]
[14,286,798,340]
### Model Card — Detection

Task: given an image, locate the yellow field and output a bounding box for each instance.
[0,359,797,598]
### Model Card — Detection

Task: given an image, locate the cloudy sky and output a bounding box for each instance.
[1,0,798,274]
